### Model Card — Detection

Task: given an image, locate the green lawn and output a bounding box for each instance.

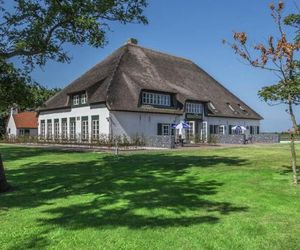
[0,144,300,250]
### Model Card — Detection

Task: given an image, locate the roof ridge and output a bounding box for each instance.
[126,43,194,64]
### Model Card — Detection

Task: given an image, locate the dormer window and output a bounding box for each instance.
[186,102,202,114]
[142,91,171,106]
[81,93,87,104]
[73,95,80,105]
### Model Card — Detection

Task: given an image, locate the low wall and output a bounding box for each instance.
[213,133,279,144]
[252,134,280,143]
[144,135,175,148]
[213,134,245,144]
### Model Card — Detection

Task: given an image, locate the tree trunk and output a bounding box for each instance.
[288,101,299,185]
[0,153,10,193]
[290,134,298,184]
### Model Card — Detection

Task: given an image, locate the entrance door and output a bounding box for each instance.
[186,121,195,143]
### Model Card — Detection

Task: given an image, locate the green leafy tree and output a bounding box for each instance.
[0,0,148,192]
[224,1,300,184]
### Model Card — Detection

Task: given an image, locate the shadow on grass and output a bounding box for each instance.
[1,150,249,229]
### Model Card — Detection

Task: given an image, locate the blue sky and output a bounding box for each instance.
[30,0,299,132]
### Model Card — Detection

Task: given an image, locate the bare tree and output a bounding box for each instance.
[224,1,300,184]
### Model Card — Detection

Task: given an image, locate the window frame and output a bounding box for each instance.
[142,91,171,107]
[69,117,76,140]
[92,116,99,140]
[185,102,203,114]
[73,95,80,105]
[81,116,89,141]
[81,93,87,104]
[162,124,170,136]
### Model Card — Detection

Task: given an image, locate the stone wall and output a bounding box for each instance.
[213,134,245,144]
[213,133,279,144]
[251,133,280,143]
[144,135,175,148]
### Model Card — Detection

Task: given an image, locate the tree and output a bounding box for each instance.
[0,0,148,192]
[224,1,300,184]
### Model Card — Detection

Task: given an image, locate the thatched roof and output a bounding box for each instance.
[40,42,262,120]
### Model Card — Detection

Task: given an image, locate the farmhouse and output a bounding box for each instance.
[38,39,262,145]
[6,108,38,137]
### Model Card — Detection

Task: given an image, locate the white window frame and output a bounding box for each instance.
[82,119,89,140]
[186,102,202,114]
[73,95,80,105]
[47,120,52,138]
[54,120,60,139]
[81,93,87,104]
[61,119,68,139]
[219,125,226,135]
[162,124,170,135]
[40,121,45,138]
[142,92,171,106]
[69,119,76,140]
[92,119,99,140]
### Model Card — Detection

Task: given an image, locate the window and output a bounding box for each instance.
[186,102,203,114]
[81,93,87,104]
[157,123,172,135]
[73,95,80,105]
[92,116,99,140]
[69,118,76,140]
[227,103,235,112]
[162,124,170,135]
[54,119,60,139]
[142,92,171,106]
[219,125,226,135]
[209,102,216,110]
[47,119,52,139]
[81,116,89,140]
[186,121,195,139]
[238,104,246,111]
[40,120,45,138]
[61,118,68,139]
[209,125,220,134]
[250,126,260,135]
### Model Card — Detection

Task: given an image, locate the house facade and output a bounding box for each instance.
[38,40,262,144]
[6,108,38,137]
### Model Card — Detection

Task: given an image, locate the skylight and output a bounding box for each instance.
[209,102,216,110]
[227,103,235,112]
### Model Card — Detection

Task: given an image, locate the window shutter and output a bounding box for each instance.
[257,126,260,134]
[250,126,253,135]
[157,123,162,135]
[209,125,213,134]
[229,125,232,134]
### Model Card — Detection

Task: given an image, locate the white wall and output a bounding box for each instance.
[205,116,260,135]
[6,115,17,136]
[38,104,109,137]
[110,111,183,137]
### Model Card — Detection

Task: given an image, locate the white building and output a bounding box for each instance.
[6,108,38,137]
[38,39,262,145]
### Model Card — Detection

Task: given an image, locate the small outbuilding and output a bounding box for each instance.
[6,108,38,137]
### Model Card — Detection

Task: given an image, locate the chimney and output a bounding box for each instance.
[126,38,138,45]
[9,105,18,117]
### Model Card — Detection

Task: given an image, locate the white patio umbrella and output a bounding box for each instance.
[172,122,190,135]
[232,125,247,133]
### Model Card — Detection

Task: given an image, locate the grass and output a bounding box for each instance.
[0,144,300,250]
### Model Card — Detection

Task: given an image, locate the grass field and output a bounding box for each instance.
[0,144,300,250]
